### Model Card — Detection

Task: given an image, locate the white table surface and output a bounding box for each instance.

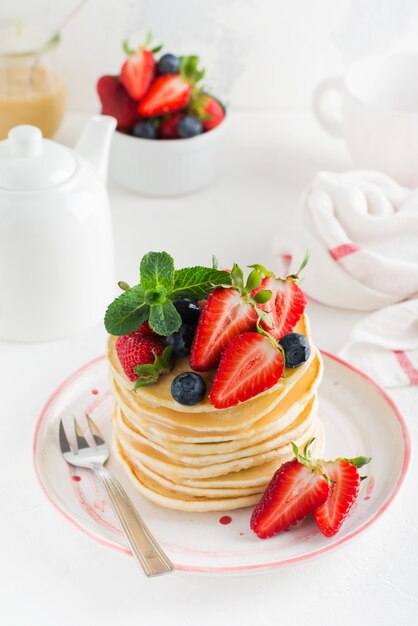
[1,111,417,626]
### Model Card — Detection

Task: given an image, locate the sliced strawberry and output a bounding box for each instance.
[252,276,306,340]
[210,332,284,408]
[120,48,156,101]
[116,333,164,381]
[251,457,330,539]
[138,74,191,116]
[159,113,182,139]
[201,94,225,131]
[313,460,361,537]
[97,75,141,131]
[189,288,257,372]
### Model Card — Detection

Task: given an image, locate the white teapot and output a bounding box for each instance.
[0,115,117,341]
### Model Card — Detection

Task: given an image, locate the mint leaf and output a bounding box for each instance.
[171,267,231,299]
[149,299,182,335]
[140,251,174,291]
[133,346,174,390]
[104,286,149,335]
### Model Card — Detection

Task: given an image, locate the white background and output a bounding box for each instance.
[3,0,418,111]
[1,1,418,625]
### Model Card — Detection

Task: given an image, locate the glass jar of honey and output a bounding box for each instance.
[0,18,67,139]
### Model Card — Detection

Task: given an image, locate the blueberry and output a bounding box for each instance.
[173,298,201,325]
[157,53,180,75]
[178,116,203,138]
[166,323,195,357]
[132,121,158,139]
[279,333,311,368]
[171,372,206,405]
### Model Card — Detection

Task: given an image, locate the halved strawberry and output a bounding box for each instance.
[97,75,141,131]
[210,332,284,408]
[313,459,364,537]
[252,276,306,340]
[189,288,257,372]
[139,55,205,117]
[139,74,191,116]
[251,453,330,539]
[120,37,157,101]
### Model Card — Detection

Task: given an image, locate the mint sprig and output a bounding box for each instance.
[104,251,231,337]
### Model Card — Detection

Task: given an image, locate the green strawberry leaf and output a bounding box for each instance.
[230,263,245,292]
[104,286,149,336]
[140,251,174,291]
[246,268,262,292]
[170,267,231,299]
[149,299,182,335]
[133,346,174,390]
[344,456,372,469]
[253,289,272,304]
[212,255,219,270]
[248,263,275,278]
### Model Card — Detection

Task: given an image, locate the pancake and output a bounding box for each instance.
[108,313,324,512]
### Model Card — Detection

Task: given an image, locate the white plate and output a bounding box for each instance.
[33,352,410,574]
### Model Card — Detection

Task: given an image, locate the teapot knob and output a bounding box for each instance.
[8,125,43,157]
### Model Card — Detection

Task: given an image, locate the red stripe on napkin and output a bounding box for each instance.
[393,350,418,385]
[329,243,361,260]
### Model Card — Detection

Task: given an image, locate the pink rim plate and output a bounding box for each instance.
[33,350,411,573]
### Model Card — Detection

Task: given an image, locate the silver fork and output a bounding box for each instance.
[59,415,173,577]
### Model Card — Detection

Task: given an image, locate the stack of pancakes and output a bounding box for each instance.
[108,316,324,512]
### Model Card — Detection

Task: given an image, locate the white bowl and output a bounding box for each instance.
[109,119,226,196]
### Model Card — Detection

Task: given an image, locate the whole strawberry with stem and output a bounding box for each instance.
[189,92,225,131]
[251,253,308,340]
[115,332,173,387]
[120,34,162,101]
[189,264,273,372]
[139,55,205,117]
[251,439,331,539]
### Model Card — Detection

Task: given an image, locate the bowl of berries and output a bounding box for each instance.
[97,36,226,196]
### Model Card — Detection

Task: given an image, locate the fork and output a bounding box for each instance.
[59,415,173,577]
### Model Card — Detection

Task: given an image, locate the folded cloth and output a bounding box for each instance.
[274,170,418,311]
[339,299,418,388]
[274,170,418,388]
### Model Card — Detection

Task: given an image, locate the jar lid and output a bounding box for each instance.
[0,126,77,191]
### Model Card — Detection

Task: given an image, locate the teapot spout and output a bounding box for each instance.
[75,115,116,181]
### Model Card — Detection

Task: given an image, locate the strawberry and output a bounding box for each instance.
[190,288,257,371]
[159,113,182,139]
[314,458,369,537]
[133,321,156,336]
[139,75,191,117]
[120,36,161,101]
[115,333,164,381]
[139,55,205,117]
[210,332,284,408]
[200,94,225,131]
[251,256,308,340]
[251,440,331,539]
[96,75,141,131]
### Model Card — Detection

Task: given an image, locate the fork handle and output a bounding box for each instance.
[95,467,173,577]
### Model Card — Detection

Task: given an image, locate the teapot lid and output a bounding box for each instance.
[0,125,77,190]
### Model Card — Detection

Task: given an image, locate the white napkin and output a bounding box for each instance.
[274,170,418,388]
